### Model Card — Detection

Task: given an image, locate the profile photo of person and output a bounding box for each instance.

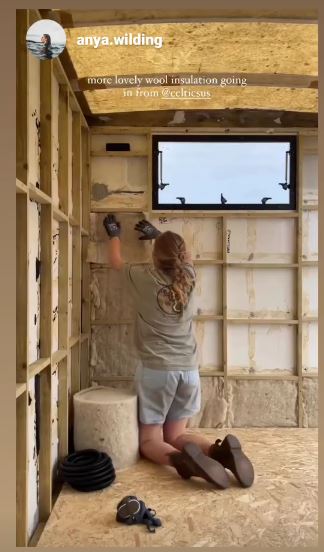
[26,19,66,60]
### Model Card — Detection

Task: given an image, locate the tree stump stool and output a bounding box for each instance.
[73,386,139,470]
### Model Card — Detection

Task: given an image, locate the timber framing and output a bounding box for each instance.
[16,9,91,546]
[86,109,318,128]
[39,9,317,27]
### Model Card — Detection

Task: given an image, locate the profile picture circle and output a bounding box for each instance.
[26,19,66,60]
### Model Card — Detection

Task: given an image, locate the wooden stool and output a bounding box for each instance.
[73,386,139,470]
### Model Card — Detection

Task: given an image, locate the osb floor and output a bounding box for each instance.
[37,429,318,548]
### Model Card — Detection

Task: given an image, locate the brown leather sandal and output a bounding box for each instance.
[209,434,254,488]
[169,442,230,489]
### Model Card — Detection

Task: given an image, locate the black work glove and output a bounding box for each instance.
[103,214,121,239]
[134,219,161,240]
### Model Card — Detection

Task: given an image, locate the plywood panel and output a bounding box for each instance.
[227,267,296,319]
[28,54,40,188]
[227,324,296,374]
[90,268,136,322]
[302,211,318,261]
[302,322,318,374]
[151,216,223,261]
[51,75,60,208]
[227,218,296,263]
[91,134,148,153]
[302,154,318,205]
[27,378,39,539]
[28,200,41,364]
[90,325,139,379]
[193,320,222,372]
[89,213,152,264]
[91,157,148,210]
[52,221,59,353]
[193,266,222,316]
[302,266,318,317]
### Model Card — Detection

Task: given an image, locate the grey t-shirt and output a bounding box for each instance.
[123,263,197,370]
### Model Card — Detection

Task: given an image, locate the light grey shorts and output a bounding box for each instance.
[134,365,201,425]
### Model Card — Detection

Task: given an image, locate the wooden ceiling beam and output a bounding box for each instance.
[39,9,317,28]
[72,73,318,92]
[86,109,318,128]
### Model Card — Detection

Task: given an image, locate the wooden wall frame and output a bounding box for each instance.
[16,9,91,546]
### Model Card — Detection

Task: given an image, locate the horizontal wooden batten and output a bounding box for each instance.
[81,227,89,236]
[91,126,317,135]
[151,210,299,218]
[52,349,68,364]
[69,335,80,348]
[80,333,90,343]
[90,150,148,157]
[39,9,317,28]
[16,178,28,194]
[69,215,80,227]
[227,262,298,268]
[227,318,299,325]
[302,316,318,322]
[29,185,52,204]
[227,373,299,380]
[302,204,318,210]
[302,260,318,266]
[16,383,27,399]
[28,358,51,379]
[53,206,69,223]
[91,314,223,326]
[86,109,318,128]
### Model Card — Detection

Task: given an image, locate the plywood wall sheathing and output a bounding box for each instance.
[227,267,296,319]
[89,131,317,431]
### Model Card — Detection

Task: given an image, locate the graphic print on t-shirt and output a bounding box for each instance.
[157,284,182,315]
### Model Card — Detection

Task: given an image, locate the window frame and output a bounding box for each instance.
[152,134,297,211]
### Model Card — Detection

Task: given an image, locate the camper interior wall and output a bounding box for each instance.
[16,9,90,545]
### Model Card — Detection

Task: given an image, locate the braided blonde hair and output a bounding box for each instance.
[153,231,195,313]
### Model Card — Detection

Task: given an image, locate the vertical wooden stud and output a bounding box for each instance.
[222,216,228,409]
[40,61,53,197]
[16,392,28,546]
[297,136,304,427]
[81,128,90,231]
[58,86,69,214]
[38,366,52,519]
[16,10,29,184]
[72,227,82,337]
[71,343,81,396]
[58,222,69,350]
[58,358,69,460]
[40,204,52,358]
[72,111,82,223]
[17,193,29,383]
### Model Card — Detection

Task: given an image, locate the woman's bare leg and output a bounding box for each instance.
[139,422,179,465]
[163,418,212,456]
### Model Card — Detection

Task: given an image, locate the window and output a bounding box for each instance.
[152,135,297,210]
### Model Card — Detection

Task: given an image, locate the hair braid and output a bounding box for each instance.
[153,231,195,314]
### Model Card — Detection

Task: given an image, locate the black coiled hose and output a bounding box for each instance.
[59,449,116,492]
